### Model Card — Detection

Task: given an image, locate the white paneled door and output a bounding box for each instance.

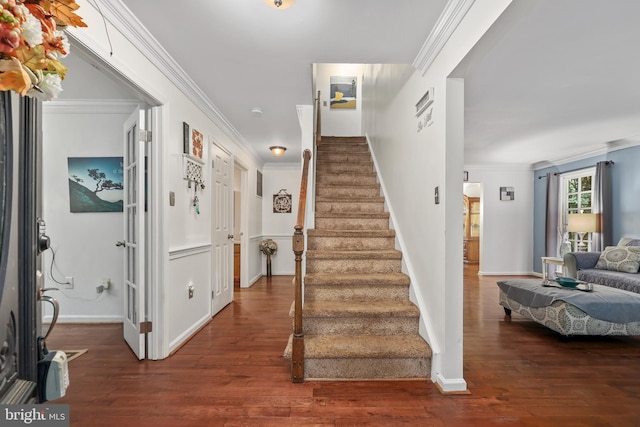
[122,107,147,359]
[211,142,234,315]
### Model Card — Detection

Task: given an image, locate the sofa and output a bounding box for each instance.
[563,237,640,294]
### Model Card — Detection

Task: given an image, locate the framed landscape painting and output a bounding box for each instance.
[68,157,124,213]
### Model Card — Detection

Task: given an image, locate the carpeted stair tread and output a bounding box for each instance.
[302,300,419,318]
[306,249,402,260]
[304,272,409,286]
[304,335,431,359]
[315,212,389,220]
[289,135,432,381]
[316,196,384,203]
[308,229,395,237]
[316,182,380,189]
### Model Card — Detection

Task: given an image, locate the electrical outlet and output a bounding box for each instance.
[64,276,74,289]
[188,284,194,299]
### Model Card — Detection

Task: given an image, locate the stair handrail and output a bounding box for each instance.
[292,148,312,383]
[315,90,322,146]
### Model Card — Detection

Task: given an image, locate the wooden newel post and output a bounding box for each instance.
[291,148,311,384]
[291,226,305,383]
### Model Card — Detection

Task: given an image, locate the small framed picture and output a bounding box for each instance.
[183,122,190,154]
[500,186,515,201]
[190,128,204,160]
[256,170,263,198]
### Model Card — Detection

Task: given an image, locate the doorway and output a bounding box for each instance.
[463,183,482,265]
[41,47,162,359]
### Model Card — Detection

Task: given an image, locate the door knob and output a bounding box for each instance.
[116,240,125,247]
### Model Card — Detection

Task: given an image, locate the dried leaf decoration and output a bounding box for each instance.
[1,0,86,100]
[44,0,87,28]
[0,58,32,96]
[15,46,47,72]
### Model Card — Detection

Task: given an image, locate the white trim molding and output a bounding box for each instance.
[169,243,212,260]
[43,99,140,115]
[435,373,468,393]
[413,0,476,75]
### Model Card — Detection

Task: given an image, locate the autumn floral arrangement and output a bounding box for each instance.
[0,0,86,101]
[259,239,278,257]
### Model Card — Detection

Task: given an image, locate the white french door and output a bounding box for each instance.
[211,142,233,315]
[122,107,147,359]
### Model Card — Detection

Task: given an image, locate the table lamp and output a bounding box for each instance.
[568,213,598,251]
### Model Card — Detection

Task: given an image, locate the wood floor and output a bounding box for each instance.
[47,267,640,426]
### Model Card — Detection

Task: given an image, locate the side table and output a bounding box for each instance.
[541,256,564,280]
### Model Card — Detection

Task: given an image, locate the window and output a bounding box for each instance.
[559,167,595,251]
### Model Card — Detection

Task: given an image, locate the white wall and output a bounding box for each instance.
[70,0,265,356]
[42,101,137,322]
[463,166,534,275]
[316,64,364,137]
[261,166,300,275]
[362,0,513,391]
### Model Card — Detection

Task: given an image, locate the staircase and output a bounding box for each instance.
[286,136,431,380]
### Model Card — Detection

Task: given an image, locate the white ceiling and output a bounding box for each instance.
[119,0,447,163]
[117,0,640,167]
[459,0,640,167]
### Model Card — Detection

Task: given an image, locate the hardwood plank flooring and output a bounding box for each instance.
[46,267,640,426]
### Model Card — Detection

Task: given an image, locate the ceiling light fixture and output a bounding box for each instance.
[263,0,296,10]
[250,107,263,117]
[270,146,287,156]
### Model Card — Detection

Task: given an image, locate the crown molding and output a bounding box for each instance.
[532,138,640,170]
[95,0,261,165]
[464,163,533,172]
[413,0,476,75]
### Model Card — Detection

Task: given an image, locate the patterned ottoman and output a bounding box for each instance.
[497,278,640,338]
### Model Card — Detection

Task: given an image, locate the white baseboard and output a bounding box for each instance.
[435,373,468,393]
[169,313,210,353]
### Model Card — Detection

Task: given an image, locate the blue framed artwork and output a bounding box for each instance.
[67,157,124,212]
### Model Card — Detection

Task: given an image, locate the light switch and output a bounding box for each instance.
[169,191,175,206]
